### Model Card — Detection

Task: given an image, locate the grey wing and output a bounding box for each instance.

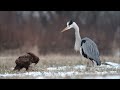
[81,38,100,61]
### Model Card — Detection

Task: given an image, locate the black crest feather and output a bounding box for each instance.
[68,20,73,25]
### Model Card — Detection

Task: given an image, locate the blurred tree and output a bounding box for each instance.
[0,11,119,55]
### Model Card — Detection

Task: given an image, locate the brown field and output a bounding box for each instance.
[0,53,120,79]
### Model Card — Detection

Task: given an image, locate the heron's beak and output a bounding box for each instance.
[61,27,68,33]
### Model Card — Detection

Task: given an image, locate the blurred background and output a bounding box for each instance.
[0,11,119,56]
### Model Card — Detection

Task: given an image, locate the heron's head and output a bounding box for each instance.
[61,20,74,32]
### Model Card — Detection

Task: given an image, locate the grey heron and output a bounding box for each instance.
[61,20,101,66]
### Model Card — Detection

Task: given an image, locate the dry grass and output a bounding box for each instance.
[0,53,82,72]
[0,53,119,72]
[0,53,120,79]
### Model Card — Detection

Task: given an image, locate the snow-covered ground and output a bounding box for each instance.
[0,62,120,79]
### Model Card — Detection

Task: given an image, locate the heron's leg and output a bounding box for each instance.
[86,59,91,67]
[91,60,94,67]
[92,60,98,67]
[86,60,89,67]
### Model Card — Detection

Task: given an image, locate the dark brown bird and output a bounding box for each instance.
[14,54,31,71]
[27,52,39,65]
[14,52,40,71]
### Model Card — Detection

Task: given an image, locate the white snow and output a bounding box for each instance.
[47,67,58,71]
[100,62,120,70]
[47,66,69,71]
[0,71,80,79]
[84,75,120,79]
[105,62,120,67]
[47,65,86,71]
[73,65,86,70]
[36,76,45,79]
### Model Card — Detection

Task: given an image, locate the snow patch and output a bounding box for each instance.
[73,65,86,70]
[84,75,120,79]
[105,62,120,66]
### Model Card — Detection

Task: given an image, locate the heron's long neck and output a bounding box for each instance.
[73,23,81,52]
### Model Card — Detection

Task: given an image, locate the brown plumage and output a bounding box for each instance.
[14,55,31,71]
[27,52,39,65]
[14,52,40,71]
